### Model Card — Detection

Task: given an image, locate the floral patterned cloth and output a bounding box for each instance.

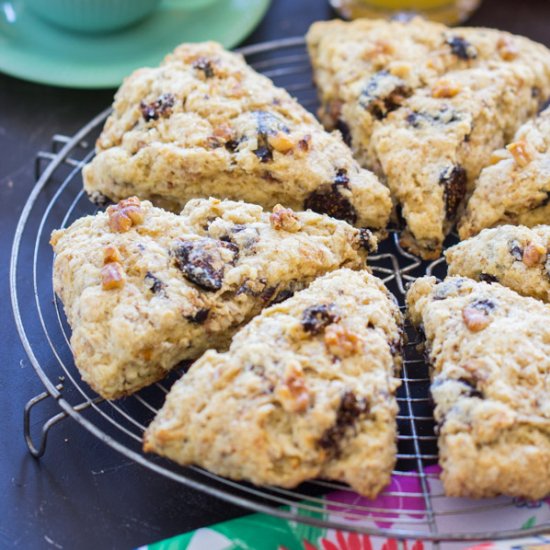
[139,468,550,550]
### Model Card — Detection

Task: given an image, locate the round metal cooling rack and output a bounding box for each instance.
[11,37,550,543]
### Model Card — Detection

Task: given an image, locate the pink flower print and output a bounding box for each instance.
[325,466,440,529]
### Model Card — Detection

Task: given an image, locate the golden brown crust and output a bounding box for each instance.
[459,108,550,239]
[83,41,391,231]
[144,269,403,497]
[307,18,550,258]
[446,224,550,302]
[51,198,370,399]
[407,276,550,499]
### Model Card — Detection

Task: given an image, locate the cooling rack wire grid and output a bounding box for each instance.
[11,37,550,543]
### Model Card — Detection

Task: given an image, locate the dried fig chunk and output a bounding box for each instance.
[439,165,467,220]
[335,119,352,146]
[140,93,175,122]
[358,228,377,254]
[192,57,215,78]
[253,111,290,163]
[304,168,357,225]
[359,70,412,120]
[144,271,164,294]
[406,107,462,129]
[184,308,210,324]
[318,392,369,456]
[508,240,524,261]
[445,36,478,60]
[433,278,465,300]
[479,273,498,284]
[301,303,340,335]
[173,237,238,291]
[457,377,484,399]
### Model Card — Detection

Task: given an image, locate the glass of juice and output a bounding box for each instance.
[330,0,482,24]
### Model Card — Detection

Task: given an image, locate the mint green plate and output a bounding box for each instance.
[0,0,271,88]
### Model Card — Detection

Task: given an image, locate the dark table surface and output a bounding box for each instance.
[2,0,550,548]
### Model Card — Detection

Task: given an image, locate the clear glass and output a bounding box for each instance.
[330,0,482,25]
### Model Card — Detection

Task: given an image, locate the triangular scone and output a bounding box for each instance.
[51,197,373,400]
[307,18,550,258]
[446,225,550,302]
[144,269,403,497]
[459,107,550,239]
[407,277,550,499]
[83,42,391,232]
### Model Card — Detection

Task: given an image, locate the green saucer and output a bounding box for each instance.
[0,0,271,88]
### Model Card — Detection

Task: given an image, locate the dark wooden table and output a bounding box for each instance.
[2,0,550,548]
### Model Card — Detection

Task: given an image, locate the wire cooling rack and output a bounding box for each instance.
[11,37,550,543]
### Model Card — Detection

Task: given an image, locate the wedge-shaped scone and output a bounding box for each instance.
[83,42,391,232]
[307,18,550,258]
[446,225,550,302]
[459,107,550,239]
[51,197,374,399]
[407,276,550,499]
[144,269,403,497]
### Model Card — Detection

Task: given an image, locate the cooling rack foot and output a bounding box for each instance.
[23,387,67,459]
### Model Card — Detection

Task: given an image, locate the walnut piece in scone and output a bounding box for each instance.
[446,225,550,302]
[83,42,391,233]
[459,107,550,239]
[407,276,550,499]
[144,269,403,497]
[50,197,373,400]
[307,18,550,258]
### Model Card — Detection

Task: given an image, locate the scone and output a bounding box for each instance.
[51,197,373,399]
[407,276,550,499]
[459,107,550,239]
[144,269,403,497]
[446,225,550,302]
[83,42,391,232]
[307,18,550,258]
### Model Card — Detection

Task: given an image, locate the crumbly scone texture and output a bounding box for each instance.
[83,41,391,232]
[459,107,550,239]
[407,276,550,499]
[144,269,403,497]
[51,197,371,400]
[307,18,550,258]
[446,225,550,302]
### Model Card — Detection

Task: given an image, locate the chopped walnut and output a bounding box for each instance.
[432,79,461,98]
[297,134,312,153]
[213,124,234,141]
[389,62,412,80]
[324,324,362,358]
[497,37,519,61]
[270,204,302,232]
[275,363,309,413]
[462,306,491,332]
[101,262,125,290]
[103,245,122,264]
[364,39,394,59]
[489,150,508,165]
[107,197,144,233]
[522,242,547,267]
[506,140,532,168]
[267,131,294,154]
